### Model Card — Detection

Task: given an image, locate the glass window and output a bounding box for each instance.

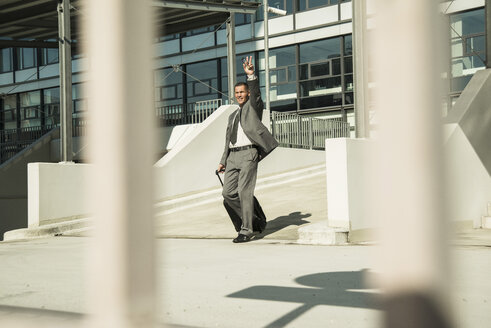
[450,8,485,93]
[344,74,353,92]
[71,84,88,115]
[155,67,184,106]
[300,93,343,108]
[311,62,330,77]
[344,56,353,74]
[0,48,13,73]
[299,0,338,12]
[300,38,341,63]
[259,46,295,70]
[2,94,17,130]
[270,83,297,101]
[41,48,59,65]
[235,13,251,26]
[308,0,330,10]
[344,35,352,55]
[465,35,485,55]
[19,91,41,128]
[451,9,485,37]
[332,58,341,75]
[300,76,342,97]
[186,59,218,102]
[17,48,37,69]
[270,68,287,83]
[44,87,60,126]
[155,67,182,87]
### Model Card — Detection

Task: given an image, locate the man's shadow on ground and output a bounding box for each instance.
[227,269,380,328]
[254,211,311,240]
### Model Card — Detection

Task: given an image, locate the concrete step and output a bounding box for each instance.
[3,217,93,241]
[155,164,325,216]
[297,221,348,245]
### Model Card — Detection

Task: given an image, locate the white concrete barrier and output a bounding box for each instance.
[325,138,372,240]
[28,162,92,227]
[325,130,491,242]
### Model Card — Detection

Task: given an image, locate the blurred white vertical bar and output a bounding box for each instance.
[352,0,369,138]
[371,0,451,326]
[84,0,156,327]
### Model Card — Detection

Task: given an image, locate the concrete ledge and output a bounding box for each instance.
[297,221,348,245]
[3,217,92,241]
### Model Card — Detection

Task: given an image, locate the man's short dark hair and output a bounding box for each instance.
[234,82,249,91]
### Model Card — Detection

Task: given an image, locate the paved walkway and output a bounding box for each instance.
[0,237,490,327]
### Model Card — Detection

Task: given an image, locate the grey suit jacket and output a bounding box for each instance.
[220,78,278,166]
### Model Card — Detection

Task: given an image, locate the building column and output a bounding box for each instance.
[84,0,156,326]
[57,0,73,162]
[226,14,236,104]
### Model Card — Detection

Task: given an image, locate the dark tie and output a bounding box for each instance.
[230,108,241,145]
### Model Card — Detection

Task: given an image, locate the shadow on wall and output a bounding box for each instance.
[227,269,379,328]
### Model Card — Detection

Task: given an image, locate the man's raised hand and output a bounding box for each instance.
[243,55,254,75]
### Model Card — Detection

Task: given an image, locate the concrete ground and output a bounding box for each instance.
[0,234,491,328]
[2,167,491,327]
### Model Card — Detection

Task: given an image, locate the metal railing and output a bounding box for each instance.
[0,125,57,164]
[156,98,223,126]
[0,119,88,165]
[0,99,225,164]
[271,111,351,150]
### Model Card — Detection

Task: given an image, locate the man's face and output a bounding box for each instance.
[234,85,250,106]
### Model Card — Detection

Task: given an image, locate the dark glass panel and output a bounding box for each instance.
[299,94,343,109]
[344,74,353,92]
[299,64,309,80]
[0,48,12,72]
[344,35,352,55]
[344,92,354,105]
[308,0,329,9]
[311,62,330,77]
[332,58,341,75]
[271,98,297,112]
[344,56,353,74]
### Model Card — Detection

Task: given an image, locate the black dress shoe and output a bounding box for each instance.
[233,234,252,243]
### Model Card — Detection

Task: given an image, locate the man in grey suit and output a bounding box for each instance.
[217,56,279,243]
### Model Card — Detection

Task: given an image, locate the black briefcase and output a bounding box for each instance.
[215,170,267,233]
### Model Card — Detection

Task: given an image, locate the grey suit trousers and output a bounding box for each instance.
[222,147,259,236]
